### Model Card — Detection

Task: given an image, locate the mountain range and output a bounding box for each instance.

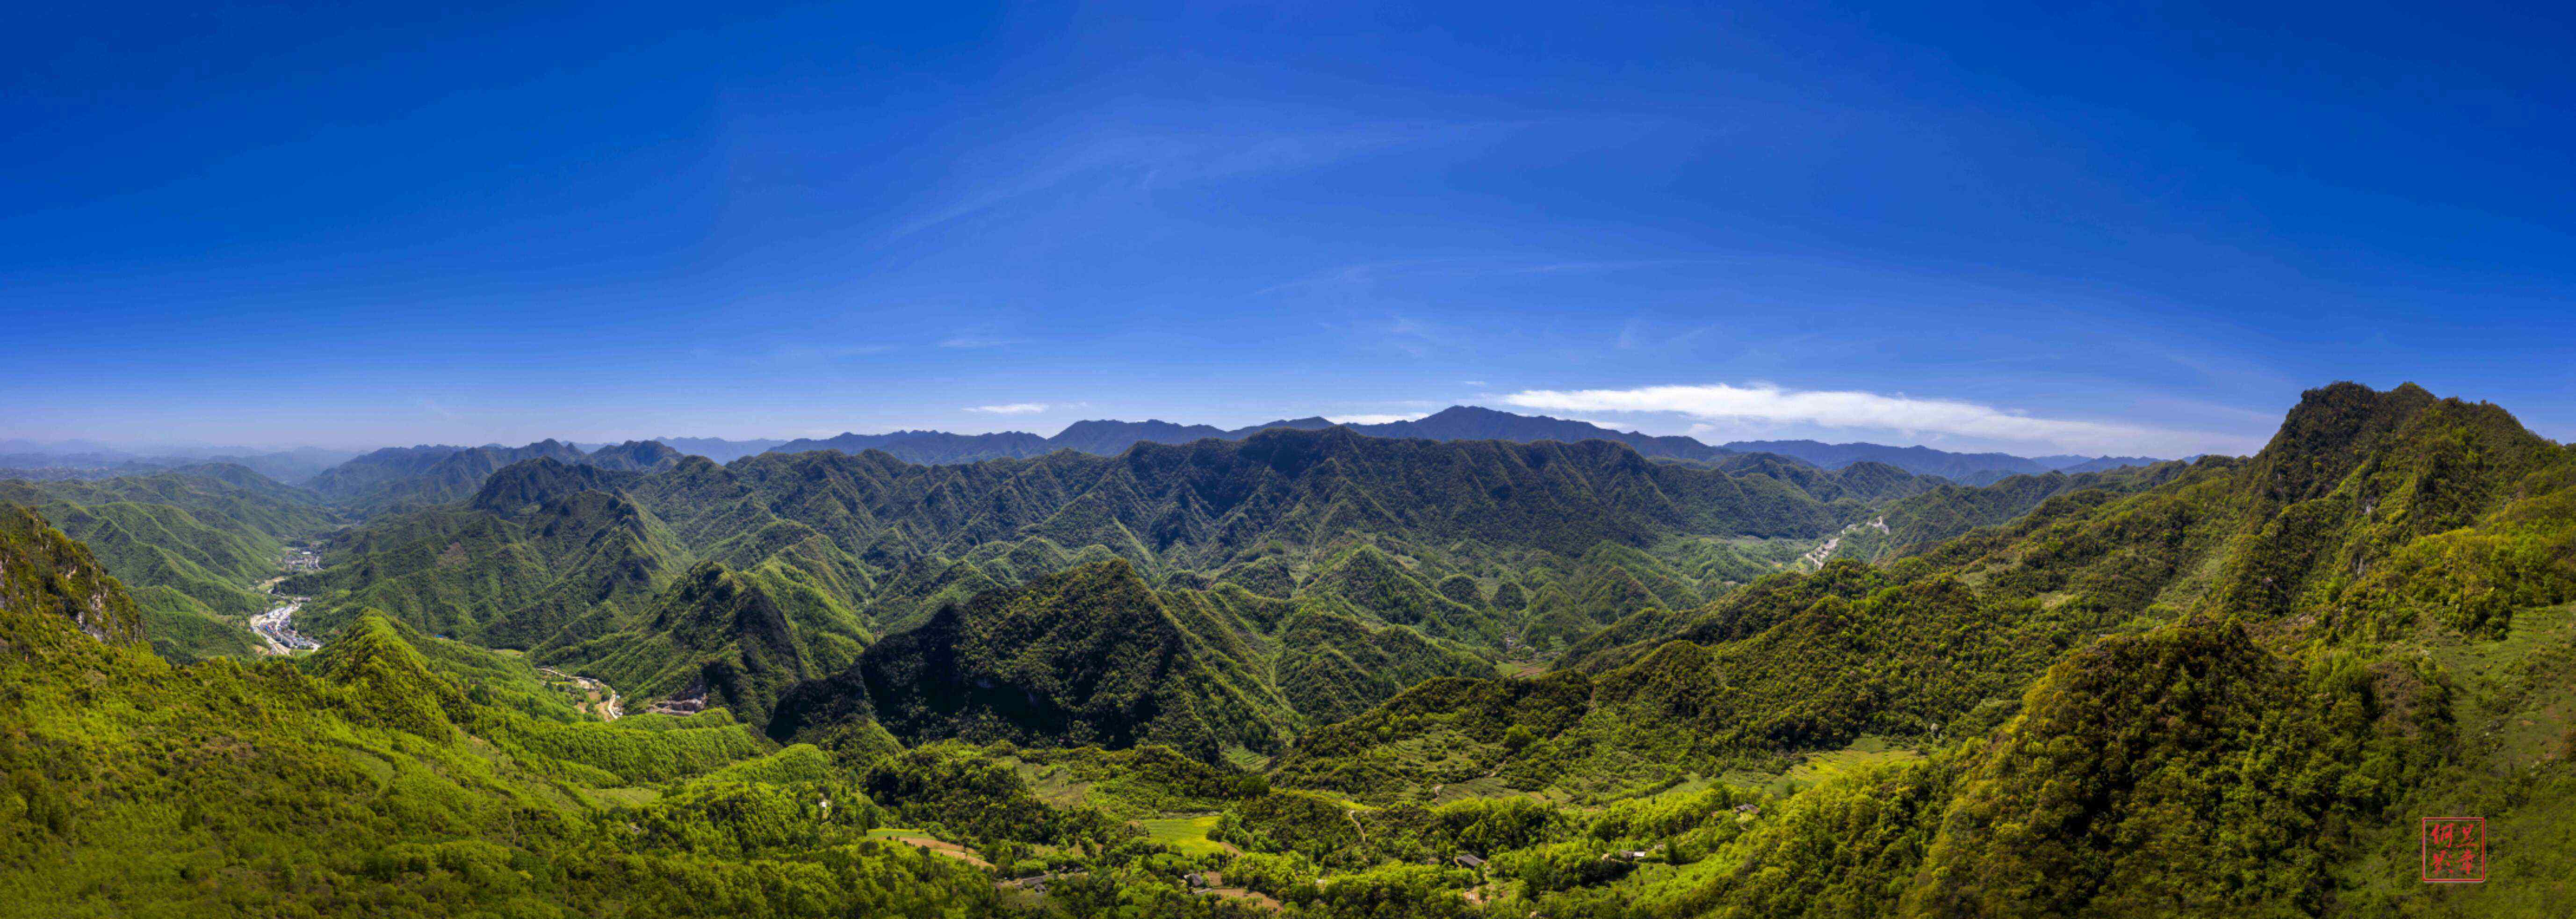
[729,405,2157,485]
[2,381,2569,916]
[9,406,2167,507]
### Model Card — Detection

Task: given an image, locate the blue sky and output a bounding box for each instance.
[5,1,2570,456]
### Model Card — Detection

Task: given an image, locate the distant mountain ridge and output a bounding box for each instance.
[755,405,2157,483]
[289,406,2172,518]
[0,445,357,484]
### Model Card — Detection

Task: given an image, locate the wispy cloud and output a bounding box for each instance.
[965,403,1049,415]
[1372,313,1454,358]
[770,342,893,361]
[1327,412,1429,425]
[1255,257,1699,298]
[1615,317,1718,351]
[893,118,1500,239]
[939,334,1024,349]
[1501,382,2245,455]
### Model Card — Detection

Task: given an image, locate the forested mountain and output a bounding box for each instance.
[643,435,789,462]
[284,428,1912,729]
[780,405,1740,465]
[308,439,591,515]
[1715,439,2047,484]
[2031,452,2168,473]
[580,439,686,471]
[289,406,2150,528]
[1821,459,2196,563]
[778,559,1303,761]
[768,428,1055,463]
[1351,406,1732,463]
[746,405,2149,481]
[1258,382,2576,915]
[310,439,686,516]
[1045,419,1258,454]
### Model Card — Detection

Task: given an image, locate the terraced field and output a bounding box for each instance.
[1135,814,1233,856]
[864,828,992,868]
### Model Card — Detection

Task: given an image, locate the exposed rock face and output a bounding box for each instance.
[0,504,146,645]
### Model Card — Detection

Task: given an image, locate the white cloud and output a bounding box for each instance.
[1328,412,1429,425]
[965,403,1049,415]
[1501,383,2237,455]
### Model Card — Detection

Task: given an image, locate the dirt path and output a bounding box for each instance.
[872,832,992,868]
[538,667,624,721]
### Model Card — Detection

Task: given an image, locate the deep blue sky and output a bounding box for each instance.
[6,1,2570,456]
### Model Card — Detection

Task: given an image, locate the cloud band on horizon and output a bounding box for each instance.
[1500,383,2244,456]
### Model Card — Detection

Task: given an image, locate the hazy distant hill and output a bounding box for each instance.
[308,440,591,515]
[312,440,688,515]
[0,445,356,484]
[580,440,685,472]
[1044,419,1240,454]
[1713,438,2056,484]
[295,407,2160,512]
[2050,454,2169,473]
[767,429,1053,464]
[751,405,2163,485]
[1348,405,1733,462]
[644,435,788,462]
[761,405,1734,465]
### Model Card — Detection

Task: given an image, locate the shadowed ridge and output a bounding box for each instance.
[789,558,1296,762]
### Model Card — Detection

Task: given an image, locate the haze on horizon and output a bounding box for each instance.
[6,3,2571,457]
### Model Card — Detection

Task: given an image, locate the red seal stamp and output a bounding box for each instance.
[2421,817,2484,883]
